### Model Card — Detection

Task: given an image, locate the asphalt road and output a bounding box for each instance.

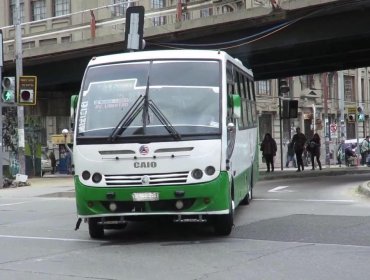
[0,174,370,279]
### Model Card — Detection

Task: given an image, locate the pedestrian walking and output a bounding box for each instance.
[260,133,277,172]
[360,136,370,165]
[291,127,307,172]
[285,141,297,168]
[307,133,322,170]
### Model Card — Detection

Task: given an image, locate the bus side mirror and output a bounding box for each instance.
[70,95,79,130]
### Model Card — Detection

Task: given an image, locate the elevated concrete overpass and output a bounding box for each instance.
[1,0,370,87]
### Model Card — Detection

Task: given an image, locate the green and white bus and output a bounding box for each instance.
[73,50,259,238]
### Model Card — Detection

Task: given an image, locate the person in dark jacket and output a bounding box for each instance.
[49,151,56,174]
[260,133,277,172]
[291,127,307,172]
[307,133,322,170]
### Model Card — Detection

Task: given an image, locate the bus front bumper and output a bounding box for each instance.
[74,172,230,218]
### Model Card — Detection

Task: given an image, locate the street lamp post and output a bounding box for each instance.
[62,129,73,174]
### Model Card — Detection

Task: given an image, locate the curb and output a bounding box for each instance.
[259,168,370,181]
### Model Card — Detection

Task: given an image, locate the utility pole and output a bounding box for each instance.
[323,73,330,166]
[278,78,290,170]
[16,0,26,174]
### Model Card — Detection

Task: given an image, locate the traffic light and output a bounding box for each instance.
[358,113,365,122]
[357,106,365,122]
[278,78,290,96]
[282,99,298,119]
[1,77,16,103]
[348,113,356,123]
[17,76,37,105]
[19,89,35,104]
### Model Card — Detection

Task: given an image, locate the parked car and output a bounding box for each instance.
[41,153,52,176]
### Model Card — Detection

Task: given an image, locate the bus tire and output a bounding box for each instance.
[213,199,234,236]
[88,218,104,239]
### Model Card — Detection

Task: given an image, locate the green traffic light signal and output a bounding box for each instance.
[2,90,15,103]
[2,77,16,104]
[358,113,365,122]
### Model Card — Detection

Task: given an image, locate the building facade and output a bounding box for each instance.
[257,69,370,168]
[0,0,257,148]
[0,0,361,173]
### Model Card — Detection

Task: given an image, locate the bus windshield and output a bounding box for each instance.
[77,60,221,139]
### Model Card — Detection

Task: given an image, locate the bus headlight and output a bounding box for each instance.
[82,171,91,180]
[191,169,203,180]
[205,166,216,176]
[92,172,102,183]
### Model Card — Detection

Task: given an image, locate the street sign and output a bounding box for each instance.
[124,6,145,51]
[330,123,337,133]
[18,76,37,105]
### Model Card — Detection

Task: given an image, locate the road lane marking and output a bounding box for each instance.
[0,202,27,207]
[0,234,103,243]
[268,186,293,193]
[255,198,355,203]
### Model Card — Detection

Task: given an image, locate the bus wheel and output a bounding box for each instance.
[213,199,234,236]
[88,218,104,239]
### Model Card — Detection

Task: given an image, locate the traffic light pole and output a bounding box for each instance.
[0,69,3,187]
[16,0,26,175]
[278,78,284,170]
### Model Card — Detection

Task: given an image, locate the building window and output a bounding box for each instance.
[300,75,314,90]
[255,80,271,96]
[200,8,213,18]
[32,0,46,21]
[111,0,132,17]
[221,5,234,14]
[151,0,166,26]
[328,72,336,100]
[10,0,24,25]
[54,0,70,17]
[259,114,272,142]
[344,75,355,102]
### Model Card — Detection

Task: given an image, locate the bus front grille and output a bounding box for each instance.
[104,171,189,186]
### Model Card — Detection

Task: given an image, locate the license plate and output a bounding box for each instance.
[132,192,159,201]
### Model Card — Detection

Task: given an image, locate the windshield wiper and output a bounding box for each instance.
[108,95,144,142]
[148,100,181,141]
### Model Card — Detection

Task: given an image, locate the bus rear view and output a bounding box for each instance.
[74,50,257,238]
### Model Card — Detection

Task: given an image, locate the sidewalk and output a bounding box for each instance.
[260,164,370,178]
[259,164,370,198]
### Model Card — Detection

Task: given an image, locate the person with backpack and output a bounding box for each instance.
[360,136,370,165]
[307,133,322,170]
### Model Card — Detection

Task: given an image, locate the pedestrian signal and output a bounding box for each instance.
[358,113,365,122]
[17,76,37,105]
[1,77,16,103]
[348,113,356,123]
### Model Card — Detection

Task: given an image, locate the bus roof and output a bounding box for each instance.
[88,50,253,75]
